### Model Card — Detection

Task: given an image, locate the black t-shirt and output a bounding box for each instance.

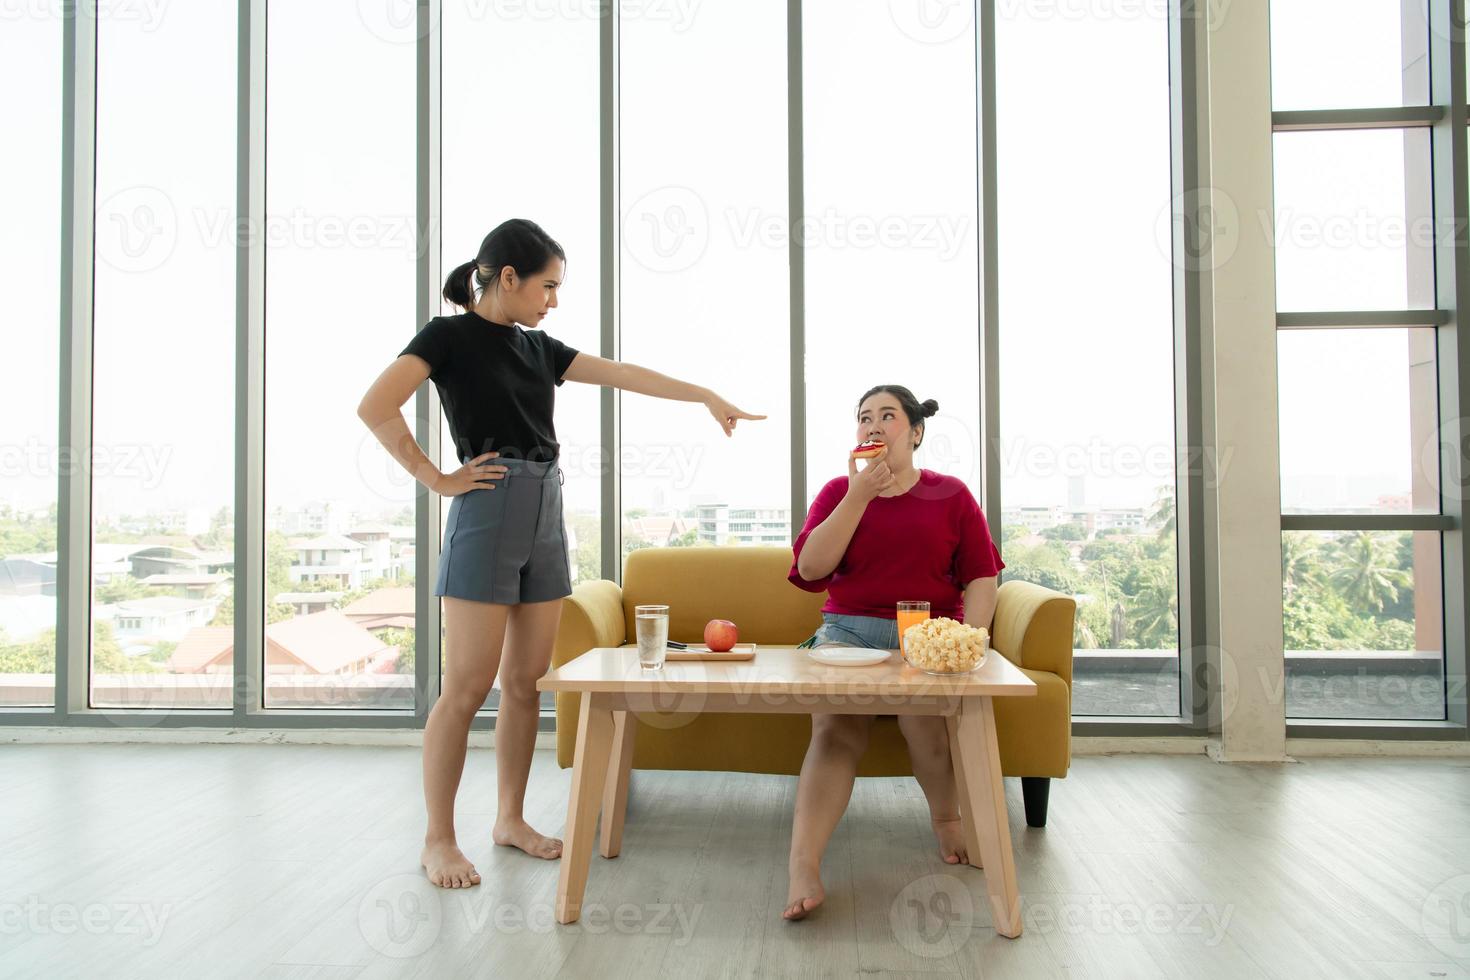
[399,310,581,464]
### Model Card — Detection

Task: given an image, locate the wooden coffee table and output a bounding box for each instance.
[536,645,1038,937]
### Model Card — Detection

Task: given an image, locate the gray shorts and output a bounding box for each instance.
[434,456,572,605]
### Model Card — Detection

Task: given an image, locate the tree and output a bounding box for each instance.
[95,575,160,605]
[1001,541,1079,596]
[1327,531,1410,614]
[0,507,58,557]
[1001,524,1030,546]
[1074,599,1109,650]
[0,628,53,673]
[93,621,158,674]
[379,626,415,673]
[1149,485,1175,541]
[1280,531,1321,600]
[1127,562,1179,649]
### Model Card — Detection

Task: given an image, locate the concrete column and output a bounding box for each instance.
[1202,0,1288,763]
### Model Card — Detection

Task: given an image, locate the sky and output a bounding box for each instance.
[0,0,1443,535]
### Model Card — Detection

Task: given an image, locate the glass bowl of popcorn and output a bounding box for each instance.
[901,617,989,675]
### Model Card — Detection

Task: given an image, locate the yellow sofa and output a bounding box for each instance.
[551,546,1076,827]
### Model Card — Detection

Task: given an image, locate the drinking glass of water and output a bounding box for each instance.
[635,604,670,670]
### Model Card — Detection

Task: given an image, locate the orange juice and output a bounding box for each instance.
[896,601,931,657]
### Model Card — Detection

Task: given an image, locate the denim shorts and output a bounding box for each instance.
[435,456,571,605]
[797,612,900,651]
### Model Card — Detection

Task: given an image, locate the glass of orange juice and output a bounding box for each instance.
[897,601,931,658]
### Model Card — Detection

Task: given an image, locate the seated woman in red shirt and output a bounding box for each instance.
[784,384,1004,921]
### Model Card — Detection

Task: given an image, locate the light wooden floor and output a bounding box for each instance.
[2,743,1468,979]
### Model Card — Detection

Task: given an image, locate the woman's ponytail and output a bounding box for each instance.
[442,259,478,309]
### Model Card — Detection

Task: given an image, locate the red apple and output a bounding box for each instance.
[704,619,739,652]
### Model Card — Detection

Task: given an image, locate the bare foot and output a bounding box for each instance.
[421,838,481,889]
[783,865,825,921]
[932,816,969,865]
[492,818,563,860]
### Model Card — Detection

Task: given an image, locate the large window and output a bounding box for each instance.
[996,3,1179,716]
[1273,129,1433,312]
[17,2,1465,736]
[91,4,237,710]
[441,0,602,710]
[802,1,982,525]
[442,4,603,588]
[619,0,791,557]
[0,13,62,708]
[263,0,416,709]
[1269,1,1447,722]
[1269,0,1429,111]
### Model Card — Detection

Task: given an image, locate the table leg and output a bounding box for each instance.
[944,714,984,869]
[600,709,636,858]
[555,692,615,924]
[954,696,1023,938]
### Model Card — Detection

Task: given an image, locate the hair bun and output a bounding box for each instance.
[921,399,939,418]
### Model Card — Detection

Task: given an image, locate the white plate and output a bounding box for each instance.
[806,647,892,667]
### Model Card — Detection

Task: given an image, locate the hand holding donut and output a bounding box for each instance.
[847,441,894,502]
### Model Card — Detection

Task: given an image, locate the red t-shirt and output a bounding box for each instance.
[788,470,1004,621]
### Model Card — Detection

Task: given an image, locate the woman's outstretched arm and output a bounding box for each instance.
[561,352,766,436]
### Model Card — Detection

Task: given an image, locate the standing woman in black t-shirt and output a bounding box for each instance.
[358,218,764,889]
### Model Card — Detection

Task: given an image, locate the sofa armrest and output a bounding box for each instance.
[552,579,626,669]
[991,580,1076,689]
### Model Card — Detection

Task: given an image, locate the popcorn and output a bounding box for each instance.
[902,617,988,673]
